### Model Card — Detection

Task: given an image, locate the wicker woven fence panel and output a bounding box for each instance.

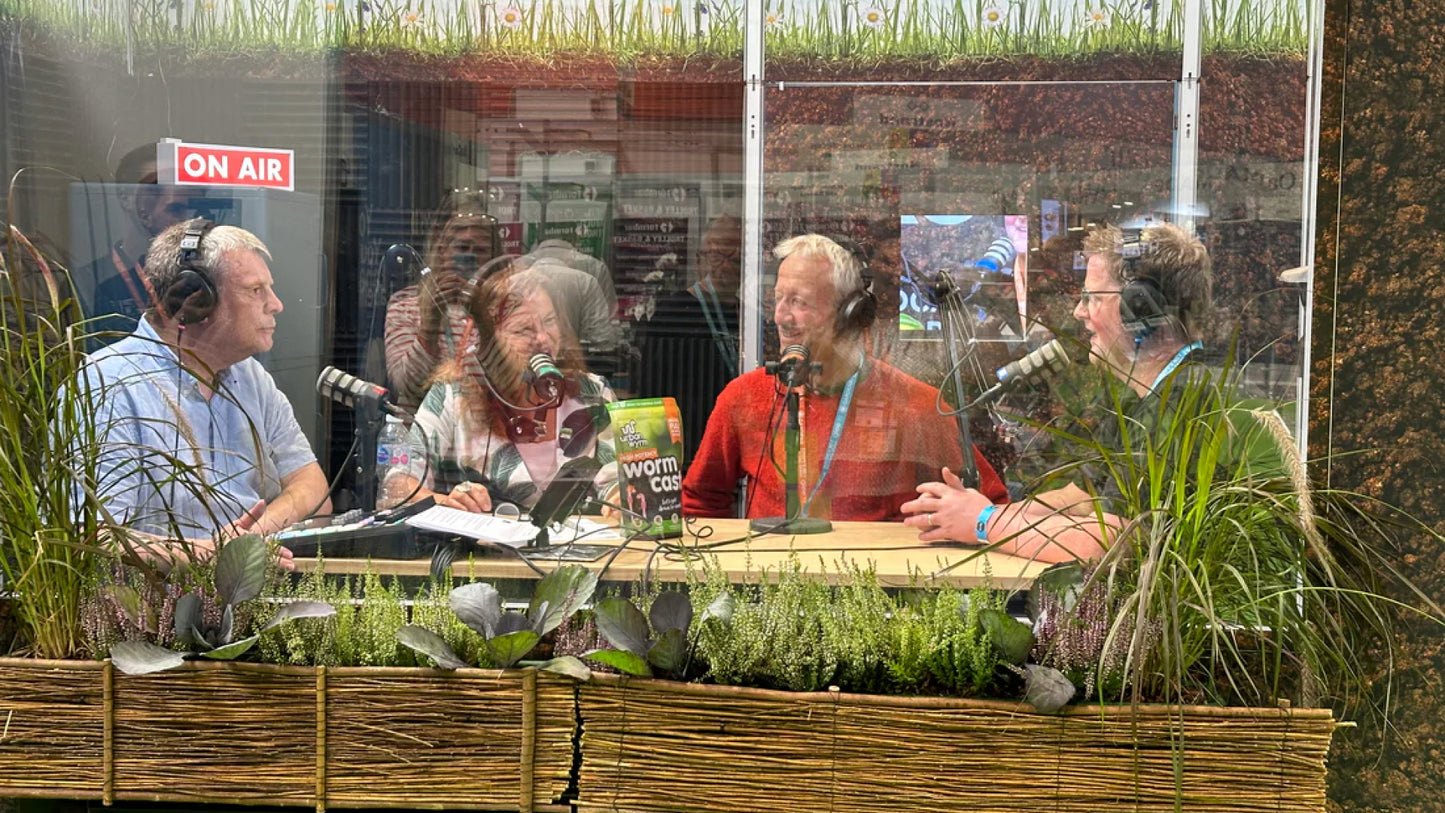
[112,662,318,805]
[324,668,572,810]
[0,659,106,798]
[576,677,1336,813]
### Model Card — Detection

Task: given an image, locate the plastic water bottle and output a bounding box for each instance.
[375,415,414,510]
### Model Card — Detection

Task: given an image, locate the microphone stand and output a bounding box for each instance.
[353,395,386,511]
[933,271,981,489]
[750,363,833,536]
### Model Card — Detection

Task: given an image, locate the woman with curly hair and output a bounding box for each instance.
[386,260,618,514]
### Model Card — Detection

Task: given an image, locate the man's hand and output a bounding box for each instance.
[901,467,995,543]
[215,499,295,571]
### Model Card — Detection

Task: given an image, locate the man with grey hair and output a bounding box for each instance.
[684,233,1007,521]
[82,218,328,564]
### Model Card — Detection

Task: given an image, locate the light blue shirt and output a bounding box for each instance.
[82,318,316,537]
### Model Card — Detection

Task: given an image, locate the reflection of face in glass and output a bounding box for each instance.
[699,217,742,294]
[132,172,193,237]
[442,222,496,277]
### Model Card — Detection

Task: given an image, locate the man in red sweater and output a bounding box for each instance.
[683,233,1008,522]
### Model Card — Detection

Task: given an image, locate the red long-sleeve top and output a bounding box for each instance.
[683,360,1008,521]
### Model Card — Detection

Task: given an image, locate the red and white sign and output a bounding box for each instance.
[157,139,295,191]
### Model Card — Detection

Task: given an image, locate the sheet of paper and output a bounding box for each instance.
[404,506,539,547]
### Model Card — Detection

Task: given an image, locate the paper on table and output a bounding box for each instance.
[404,506,626,547]
[405,505,539,547]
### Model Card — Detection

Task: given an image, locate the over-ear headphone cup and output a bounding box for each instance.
[836,289,878,335]
[164,269,217,326]
[1120,277,1167,338]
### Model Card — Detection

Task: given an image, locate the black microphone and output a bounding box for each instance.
[384,243,425,276]
[317,366,408,417]
[968,338,1072,407]
[525,353,564,401]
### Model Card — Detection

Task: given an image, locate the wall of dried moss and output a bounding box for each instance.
[1313,0,1445,809]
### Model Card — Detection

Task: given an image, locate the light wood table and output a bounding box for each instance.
[294,518,1049,590]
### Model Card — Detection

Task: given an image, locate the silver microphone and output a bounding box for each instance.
[774,344,812,389]
[316,366,406,417]
[525,353,564,401]
[970,339,1072,406]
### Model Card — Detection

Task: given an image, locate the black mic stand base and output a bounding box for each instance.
[749,516,833,535]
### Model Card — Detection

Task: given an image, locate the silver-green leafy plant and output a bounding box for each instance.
[108,533,334,675]
[585,590,735,679]
[396,564,596,679]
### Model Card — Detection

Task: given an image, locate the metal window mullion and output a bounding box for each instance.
[740,0,766,372]
[1296,0,1327,463]
[1172,0,1203,233]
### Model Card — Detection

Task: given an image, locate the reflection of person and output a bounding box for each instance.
[383,197,498,412]
[79,144,194,343]
[683,233,1008,521]
[390,266,618,513]
[84,220,330,564]
[515,245,622,381]
[632,213,742,467]
[903,223,1215,563]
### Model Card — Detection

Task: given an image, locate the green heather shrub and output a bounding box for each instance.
[691,554,1008,697]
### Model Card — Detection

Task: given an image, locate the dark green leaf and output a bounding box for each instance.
[529,565,599,636]
[258,600,336,632]
[649,591,693,634]
[110,640,185,675]
[593,596,650,655]
[980,608,1035,665]
[214,532,267,606]
[700,591,736,624]
[1024,664,1075,713]
[190,625,214,651]
[647,627,687,674]
[201,634,260,661]
[537,655,592,681]
[450,582,503,637]
[173,592,202,648]
[487,630,540,668]
[397,624,468,670]
[584,648,653,677]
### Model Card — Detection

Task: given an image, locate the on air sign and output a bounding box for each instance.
[157,139,295,191]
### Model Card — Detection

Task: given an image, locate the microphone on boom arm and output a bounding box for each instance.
[966,338,1073,408]
[524,352,565,403]
[317,366,410,419]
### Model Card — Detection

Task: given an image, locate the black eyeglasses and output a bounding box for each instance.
[1078,289,1123,307]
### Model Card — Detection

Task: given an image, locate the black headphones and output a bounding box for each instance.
[162,219,219,326]
[1117,231,1173,339]
[829,234,878,336]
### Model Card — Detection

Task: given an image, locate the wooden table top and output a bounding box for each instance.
[294,517,1049,590]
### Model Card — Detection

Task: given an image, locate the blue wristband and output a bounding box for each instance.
[974,504,1000,543]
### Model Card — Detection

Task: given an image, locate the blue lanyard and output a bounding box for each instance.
[1150,342,1202,393]
[690,278,739,372]
[802,360,862,514]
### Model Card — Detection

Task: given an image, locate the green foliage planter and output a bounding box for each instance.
[0,658,574,810]
[575,674,1337,813]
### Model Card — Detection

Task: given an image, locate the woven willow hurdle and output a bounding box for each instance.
[576,675,1338,813]
[0,658,574,811]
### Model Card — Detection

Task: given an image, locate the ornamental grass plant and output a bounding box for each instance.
[1014,339,1444,712]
